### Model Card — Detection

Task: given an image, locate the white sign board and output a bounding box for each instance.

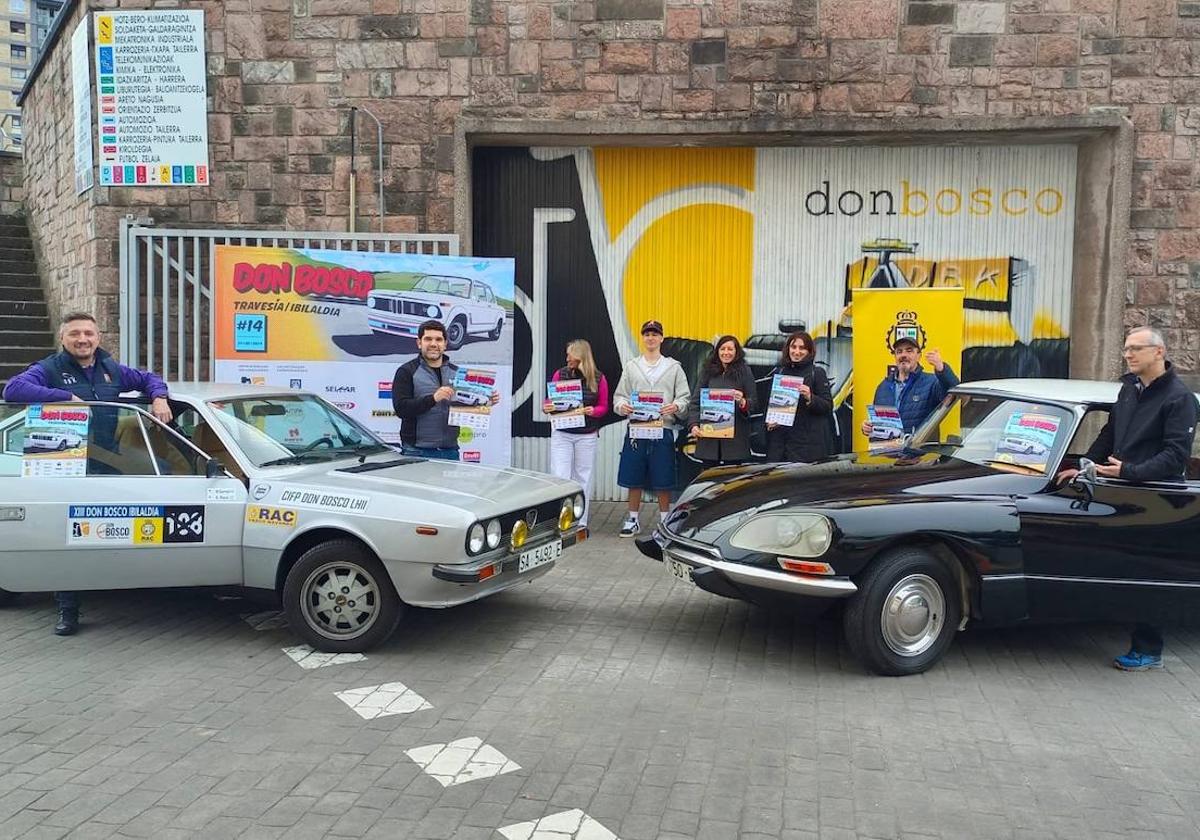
[71,18,94,195]
[94,10,209,187]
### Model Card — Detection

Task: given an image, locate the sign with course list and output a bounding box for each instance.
[95,10,209,187]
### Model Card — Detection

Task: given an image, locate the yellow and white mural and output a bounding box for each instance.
[471,143,1077,498]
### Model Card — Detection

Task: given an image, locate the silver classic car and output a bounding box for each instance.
[0,384,585,651]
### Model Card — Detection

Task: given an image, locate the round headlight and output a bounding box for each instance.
[467,522,486,554]
[485,519,502,549]
[511,519,528,549]
[426,304,439,317]
[572,493,585,519]
[558,505,574,532]
[367,294,376,307]
[728,514,833,558]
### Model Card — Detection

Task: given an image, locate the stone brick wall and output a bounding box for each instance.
[18,0,1200,372]
[0,152,24,218]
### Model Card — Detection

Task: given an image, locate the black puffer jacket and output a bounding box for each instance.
[686,362,759,463]
[766,359,835,463]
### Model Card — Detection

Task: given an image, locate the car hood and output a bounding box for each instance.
[395,290,464,305]
[669,455,1047,542]
[256,457,578,524]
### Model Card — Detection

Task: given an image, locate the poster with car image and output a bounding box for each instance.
[629,391,664,439]
[865,405,904,444]
[766,375,803,427]
[545,379,585,430]
[22,404,90,477]
[213,245,515,466]
[996,412,1060,467]
[448,368,496,432]
[697,389,736,439]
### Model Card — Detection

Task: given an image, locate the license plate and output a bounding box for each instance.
[518,539,562,573]
[666,556,692,582]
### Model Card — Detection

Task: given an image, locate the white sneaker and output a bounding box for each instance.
[619,515,640,538]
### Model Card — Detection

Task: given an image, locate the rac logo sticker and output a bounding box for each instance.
[246,507,297,527]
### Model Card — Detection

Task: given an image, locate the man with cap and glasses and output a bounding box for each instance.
[860,318,959,438]
[612,320,691,537]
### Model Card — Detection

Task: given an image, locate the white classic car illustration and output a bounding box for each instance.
[24,430,84,451]
[0,385,585,652]
[367,275,506,350]
[699,407,733,424]
[769,391,799,408]
[453,390,490,407]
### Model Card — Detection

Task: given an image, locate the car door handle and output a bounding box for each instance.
[0,507,25,521]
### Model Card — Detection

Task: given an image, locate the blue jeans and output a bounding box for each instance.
[55,591,79,611]
[401,445,460,461]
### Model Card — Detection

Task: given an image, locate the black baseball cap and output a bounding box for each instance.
[641,320,664,335]
[892,336,919,349]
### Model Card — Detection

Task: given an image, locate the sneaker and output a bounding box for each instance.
[619,515,640,538]
[1113,650,1163,671]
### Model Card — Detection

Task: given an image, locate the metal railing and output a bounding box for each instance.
[117,217,459,380]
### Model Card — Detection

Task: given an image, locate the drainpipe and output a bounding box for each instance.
[348,107,357,233]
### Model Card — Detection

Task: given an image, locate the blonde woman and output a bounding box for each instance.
[547,339,609,529]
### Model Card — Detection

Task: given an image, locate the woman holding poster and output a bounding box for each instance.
[766,331,835,463]
[687,335,758,467]
[545,340,609,530]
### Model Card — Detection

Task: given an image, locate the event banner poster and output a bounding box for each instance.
[213,246,516,466]
[851,288,964,454]
[95,10,209,186]
[71,18,94,196]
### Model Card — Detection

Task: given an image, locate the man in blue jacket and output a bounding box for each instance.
[2,311,172,636]
[861,337,960,437]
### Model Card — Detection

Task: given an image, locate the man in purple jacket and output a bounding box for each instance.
[2,311,172,636]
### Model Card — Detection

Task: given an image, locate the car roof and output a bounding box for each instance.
[164,382,316,401]
[952,378,1121,406]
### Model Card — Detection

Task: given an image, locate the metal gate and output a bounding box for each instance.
[117,216,458,380]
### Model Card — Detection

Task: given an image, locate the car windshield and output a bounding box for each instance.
[412,275,471,297]
[205,395,391,468]
[907,393,1075,476]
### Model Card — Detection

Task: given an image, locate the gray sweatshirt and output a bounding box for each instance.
[612,355,691,432]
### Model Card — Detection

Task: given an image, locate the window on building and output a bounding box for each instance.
[10,0,28,13]
[9,21,26,35]
[10,45,26,61]
[11,116,20,129]
[10,68,25,81]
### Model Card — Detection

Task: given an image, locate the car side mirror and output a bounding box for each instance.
[1069,457,1096,511]
[1076,457,1098,485]
[206,458,225,479]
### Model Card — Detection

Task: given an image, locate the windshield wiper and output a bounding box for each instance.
[346,443,392,463]
[259,452,340,467]
[980,459,1044,475]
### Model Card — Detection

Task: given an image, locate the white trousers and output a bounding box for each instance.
[549,429,598,526]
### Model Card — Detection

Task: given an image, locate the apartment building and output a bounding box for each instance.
[0,0,61,151]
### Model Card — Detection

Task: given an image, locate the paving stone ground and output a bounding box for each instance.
[3,501,1200,839]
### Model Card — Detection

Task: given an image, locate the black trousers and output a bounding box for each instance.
[1131,623,1163,656]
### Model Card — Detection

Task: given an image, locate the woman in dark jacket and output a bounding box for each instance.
[687,335,759,466]
[766,331,835,463]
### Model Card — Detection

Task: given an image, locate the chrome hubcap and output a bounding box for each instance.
[301,561,380,640]
[880,573,945,657]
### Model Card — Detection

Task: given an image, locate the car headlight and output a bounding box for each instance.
[367,294,376,308]
[426,304,439,317]
[728,513,832,558]
[558,498,574,531]
[572,493,585,519]
[511,519,528,549]
[467,522,486,555]
[485,519,501,549]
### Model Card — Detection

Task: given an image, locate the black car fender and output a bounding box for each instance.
[821,497,1027,625]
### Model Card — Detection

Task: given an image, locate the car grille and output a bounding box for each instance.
[370,298,395,313]
[499,497,569,539]
[401,300,435,317]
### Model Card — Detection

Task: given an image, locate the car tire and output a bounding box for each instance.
[282,540,404,653]
[489,319,503,340]
[446,317,466,350]
[57,440,68,451]
[0,588,19,607]
[842,546,961,676]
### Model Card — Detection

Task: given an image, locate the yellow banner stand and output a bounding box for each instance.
[851,288,965,455]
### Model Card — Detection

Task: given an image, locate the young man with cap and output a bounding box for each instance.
[612,320,691,537]
[861,339,959,437]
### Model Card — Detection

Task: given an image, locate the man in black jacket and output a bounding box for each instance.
[391,320,498,460]
[1058,327,1198,671]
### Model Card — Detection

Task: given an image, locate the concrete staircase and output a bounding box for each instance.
[0,215,53,390]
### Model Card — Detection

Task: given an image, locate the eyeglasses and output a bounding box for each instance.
[1122,344,1160,354]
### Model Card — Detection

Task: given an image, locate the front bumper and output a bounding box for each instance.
[639,524,857,601]
[431,525,585,584]
[368,316,422,337]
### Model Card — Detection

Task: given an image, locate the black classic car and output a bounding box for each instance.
[638,379,1200,676]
